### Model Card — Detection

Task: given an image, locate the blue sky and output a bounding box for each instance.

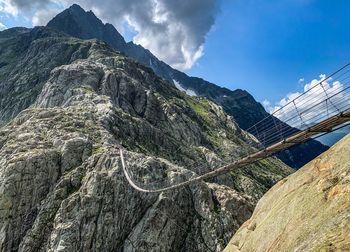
[188,0,350,106]
[1,0,350,108]
[0,9,30,28]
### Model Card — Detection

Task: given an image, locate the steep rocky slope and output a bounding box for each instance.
[224,133,350,252]
[0,26,92,125]
[46,4,328,168]
[0,27,292,251]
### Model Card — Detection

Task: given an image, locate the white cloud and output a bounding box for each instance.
[2,0,219,71]
[32,7,60,26]
[264,75,348,129]
[298,78,304,84]
[262,99,273,112]
[0,21,7,30]
[0,0,18,16]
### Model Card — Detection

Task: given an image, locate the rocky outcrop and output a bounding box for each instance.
[225,133,350,252]
[0,26,92,125]
[46,4,329,169]
[0,28,292,251]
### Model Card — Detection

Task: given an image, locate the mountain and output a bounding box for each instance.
[46,4,329,168]
[0,26,292,251]
[224,133,350,252]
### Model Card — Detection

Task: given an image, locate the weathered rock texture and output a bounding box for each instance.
[0,27,292,251]
[225,133,350,252]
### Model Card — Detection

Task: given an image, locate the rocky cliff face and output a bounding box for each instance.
[224,133,350,252]
[46,4,328,169]
[0,26,92,125]
[0,27,292,251]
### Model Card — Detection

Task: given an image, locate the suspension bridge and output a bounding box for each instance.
[120,62,350,193]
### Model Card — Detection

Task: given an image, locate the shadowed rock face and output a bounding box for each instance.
[47,4,126,51]
[225,133,350,252]
[0,28,292,251]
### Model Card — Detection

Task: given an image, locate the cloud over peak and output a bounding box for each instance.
[71,0,219,70]
[1,0,220,70]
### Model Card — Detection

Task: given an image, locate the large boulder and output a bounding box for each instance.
[225,134,350,252]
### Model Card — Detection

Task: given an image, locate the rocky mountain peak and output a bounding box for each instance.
[69,3,85,12]
[47,4,126,50]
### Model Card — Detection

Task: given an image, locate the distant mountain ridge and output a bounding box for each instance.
[46,4,329,168]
